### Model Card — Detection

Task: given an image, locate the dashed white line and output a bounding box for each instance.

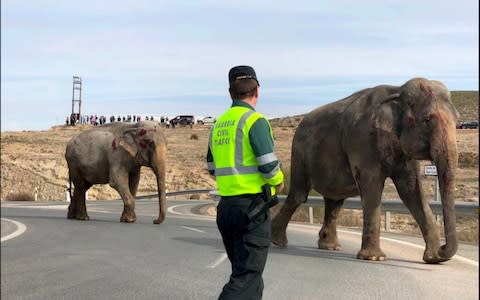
[1,218,27,242]
[182,226,206,233]
[208,253,228,268]
[170,205,226,268]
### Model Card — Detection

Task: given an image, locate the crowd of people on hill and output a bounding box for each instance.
[65,114,170,127]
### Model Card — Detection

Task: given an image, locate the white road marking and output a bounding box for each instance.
[90,209,115,214]
[288,224,478,267]
[450,254,479,266]
[167,204,213,221]
[1,204,69,210]
[1,218,27,242]
[169,205,226,268]
[338,229,479,267]
[168,204,198,216]
[208,253,228,268]
[4,201,476,267]
[182,226,205,233]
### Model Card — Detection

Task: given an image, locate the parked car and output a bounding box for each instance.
[197,116,216,125]
[170,115,195,127]
[457,120,479,129]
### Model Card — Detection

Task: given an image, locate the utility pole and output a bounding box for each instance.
[71,76,82,125]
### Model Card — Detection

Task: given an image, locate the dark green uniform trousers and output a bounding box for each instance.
[216,194,271,300]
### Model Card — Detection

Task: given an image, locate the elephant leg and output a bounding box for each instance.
[392,163,444,263]
[355,169,386,261]
[271,162,310,248]
[129,170,141,198]
[110,172,136,223]
[67,184,77,219]
[68,179,91,221]
[318,198,344,250]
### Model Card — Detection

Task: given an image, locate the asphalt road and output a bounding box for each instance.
[1,199,478,300]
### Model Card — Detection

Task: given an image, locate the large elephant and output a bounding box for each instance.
[65,120,167,224]
[271,78,459,264]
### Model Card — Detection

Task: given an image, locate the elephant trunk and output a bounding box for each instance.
[430,113,458,259]
[152,144,167,224]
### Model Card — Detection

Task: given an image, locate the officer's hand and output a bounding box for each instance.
[275,182,285,194]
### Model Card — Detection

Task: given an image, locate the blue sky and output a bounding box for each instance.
[1,0,478,131]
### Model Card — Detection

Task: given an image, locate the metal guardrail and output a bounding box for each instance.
[210,191,478,231]
[135,189,214,200]
[130,189,479,232]
[209,191,478,217]
[274,195,479,217]
[66,189,214,203]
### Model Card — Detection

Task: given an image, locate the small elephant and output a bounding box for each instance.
[271,78,459,264]
[65,120,167,224]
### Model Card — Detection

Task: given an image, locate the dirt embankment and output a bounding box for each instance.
[1,123,478,202]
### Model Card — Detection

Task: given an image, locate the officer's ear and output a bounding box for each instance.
[229,87,235,101]
[254,85,259,99]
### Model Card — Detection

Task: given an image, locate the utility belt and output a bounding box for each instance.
[220,184,278,224]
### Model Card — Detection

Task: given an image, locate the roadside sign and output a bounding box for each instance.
[424,165,438,176]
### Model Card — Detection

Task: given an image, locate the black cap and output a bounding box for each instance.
[228,65,259,87]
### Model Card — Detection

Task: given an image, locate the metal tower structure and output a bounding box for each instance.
[71,76,82,124]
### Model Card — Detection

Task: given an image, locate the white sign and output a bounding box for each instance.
[424,165,438,176]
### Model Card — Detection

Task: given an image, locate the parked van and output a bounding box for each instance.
[170,115,195,126]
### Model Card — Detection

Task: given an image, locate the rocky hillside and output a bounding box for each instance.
[451,91,479,122]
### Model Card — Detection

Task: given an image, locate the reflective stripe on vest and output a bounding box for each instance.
[208,109,257,175]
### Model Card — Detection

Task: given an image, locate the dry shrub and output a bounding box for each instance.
[190,134,199,140]
[458,152,478,168]
[6,192,35,201]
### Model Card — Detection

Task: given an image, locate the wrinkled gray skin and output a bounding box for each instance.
[271,78,459,264]
[65,121,167,224]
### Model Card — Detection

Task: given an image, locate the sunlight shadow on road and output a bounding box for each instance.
[269,245,432,271]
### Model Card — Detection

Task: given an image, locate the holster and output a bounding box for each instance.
[246,184,279,223]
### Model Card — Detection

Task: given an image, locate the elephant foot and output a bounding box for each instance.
[69,203,89,220]
[120,214,136,223]
[318,228,341,250]
[74,214,90,221]
[357,248,386,261]
[271,222,288,247]
[318,239,341,251]
[153,215,165,224]
[67,206,76,219]
[423,249,449,264]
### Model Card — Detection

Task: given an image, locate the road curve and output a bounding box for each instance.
[1,199,478,300]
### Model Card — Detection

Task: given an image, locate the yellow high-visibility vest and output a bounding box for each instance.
[209,106,283,196]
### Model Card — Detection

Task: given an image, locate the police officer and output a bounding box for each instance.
[207,65,284,300]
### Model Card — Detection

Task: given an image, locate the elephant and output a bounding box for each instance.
[65,120,167,224]
[271,78,460,264]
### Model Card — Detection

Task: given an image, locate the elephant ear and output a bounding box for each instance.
[431,80,460,121]
[371,93,401,134]
[117,130,138,158]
